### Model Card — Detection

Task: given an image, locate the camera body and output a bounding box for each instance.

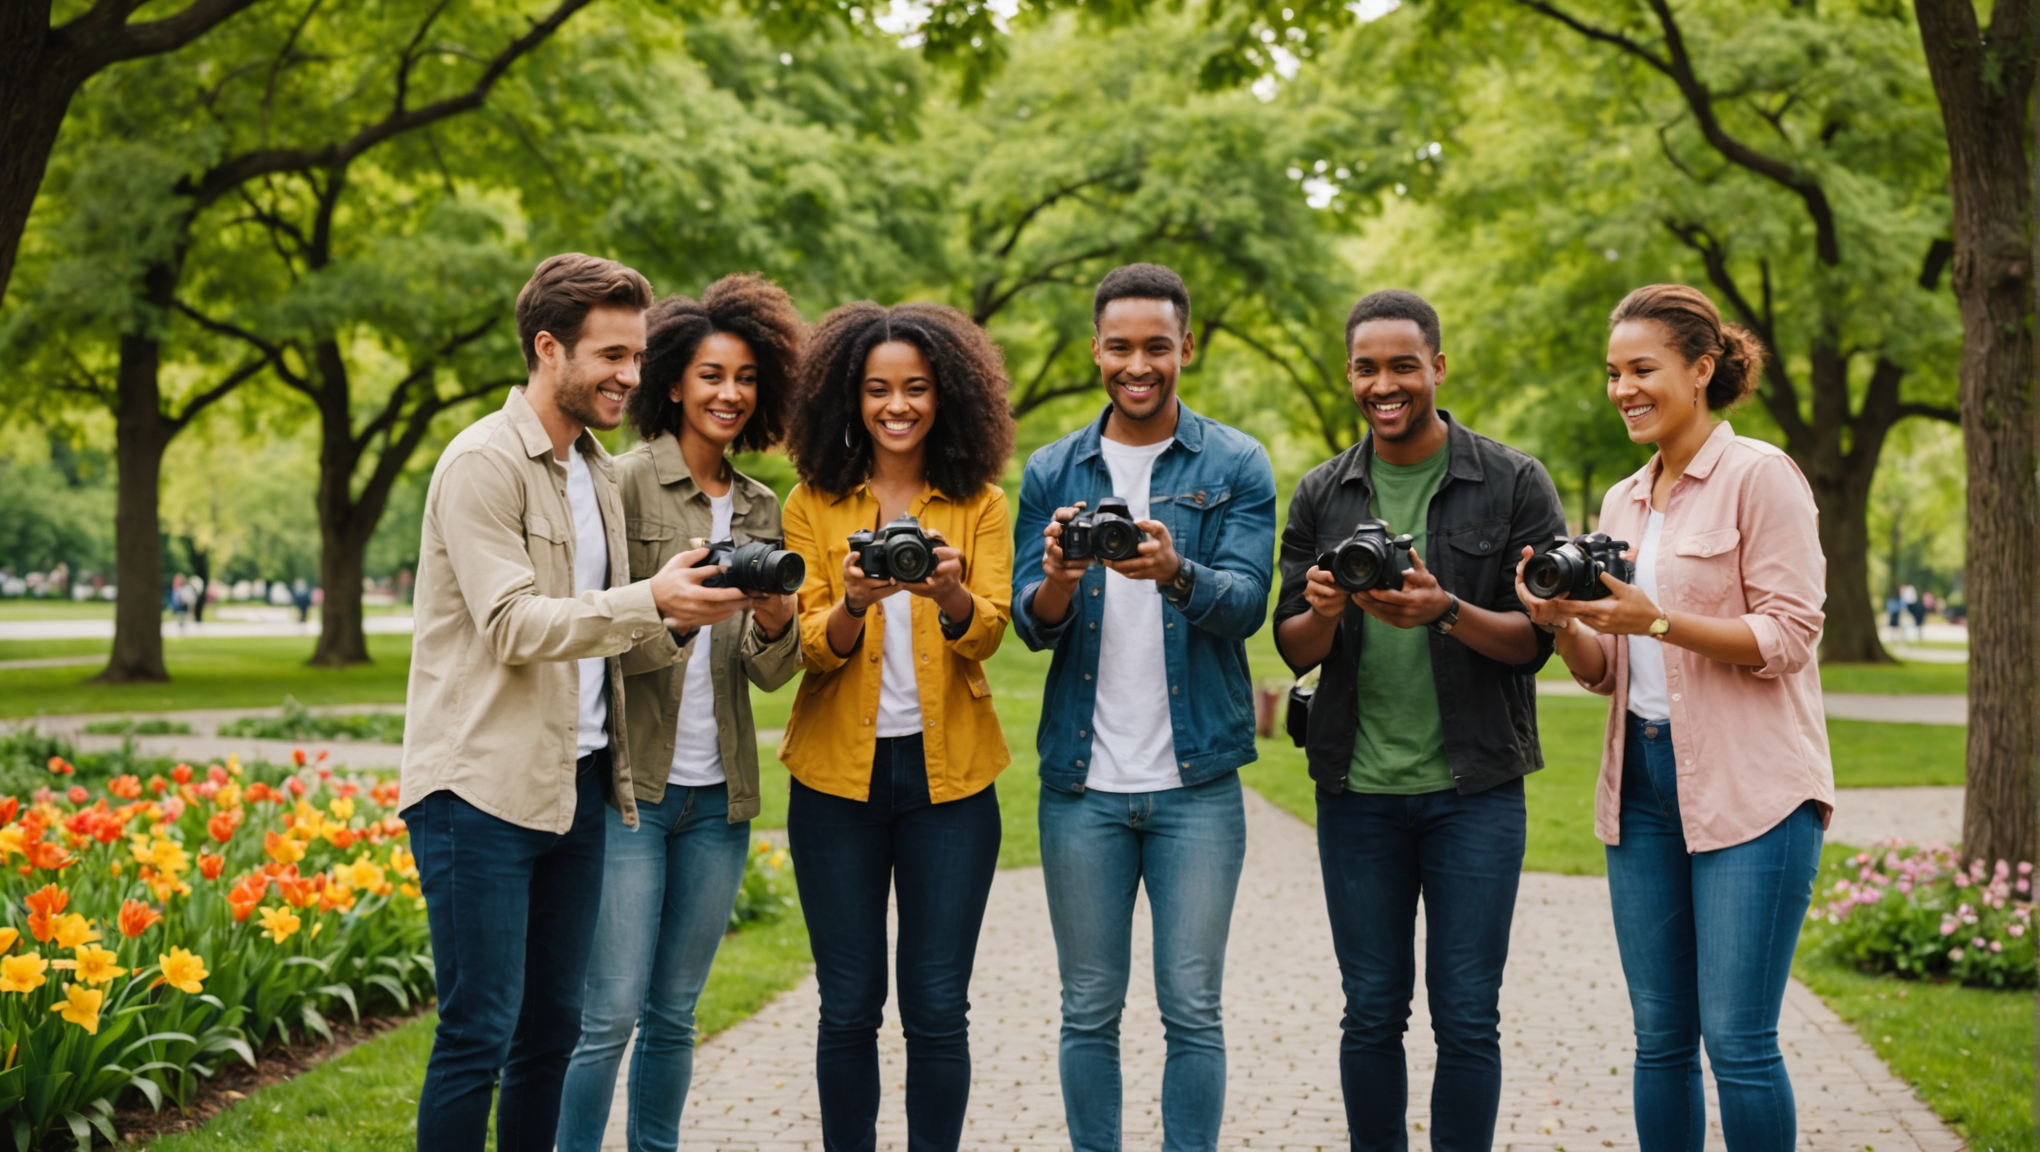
[697,538,805,595]
[1521,532,1634,602]
[848,515,937,583]
[1317,519,1416,592]
[1062,496,1148,562]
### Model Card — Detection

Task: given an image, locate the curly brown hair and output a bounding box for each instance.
[785,301,1015,499]
[625,274,807,453]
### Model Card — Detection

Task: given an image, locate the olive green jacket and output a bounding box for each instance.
[614,434,801,822]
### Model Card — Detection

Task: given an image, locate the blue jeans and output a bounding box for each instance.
[556,783,752,1152]
[1038,772,1247,1152]
[1315,778,1525,1152]
[1606,715,1822,1152]
[787,735,1001,1152]
[406,754,609,1152]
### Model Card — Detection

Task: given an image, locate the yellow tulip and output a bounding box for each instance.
[329,796,355,821]
[51,983,104,1034]
[0,953,48,993]
[51,913,99,950]
[158,947,208,993]
[0,927,17,953]
[257,905,301,944]
[71,944,126,986]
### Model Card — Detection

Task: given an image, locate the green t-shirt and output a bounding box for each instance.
[1348,443,1455,795]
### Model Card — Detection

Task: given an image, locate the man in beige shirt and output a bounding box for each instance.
[399,254,750,1152]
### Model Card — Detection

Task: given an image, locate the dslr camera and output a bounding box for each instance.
[696,538,805,596]
[848,515,938,583]
[1061,496,1148,562]
[1521,532,1634,601]
[1317,519,1415,593]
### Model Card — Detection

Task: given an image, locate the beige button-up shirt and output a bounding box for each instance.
[399,388,670,833]
[1579,421,1835,853]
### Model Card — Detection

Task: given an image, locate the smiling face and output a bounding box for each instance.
[542,305,646,433]
[861,339,938,466]
[1606,318,1714,447]
[673,331,758,453]
[1347,318,1443,443]
[1094,297,1192,424]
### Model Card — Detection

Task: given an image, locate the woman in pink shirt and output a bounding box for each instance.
[1517,284,1833,1151]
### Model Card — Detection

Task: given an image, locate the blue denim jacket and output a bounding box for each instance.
[1012,403,1276,793]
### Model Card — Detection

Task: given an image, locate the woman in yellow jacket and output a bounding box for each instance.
[780,301,1016,1152]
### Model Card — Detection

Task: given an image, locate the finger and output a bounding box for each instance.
[1599,570,1633,592]
[1407,549,1429,572]
[662,546,712,571]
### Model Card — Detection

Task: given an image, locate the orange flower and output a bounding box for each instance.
[108,775,143,800]
[316,882,356,914]
[198,852,225,880]
[25,884,67,941]
[207,811,239,844]
[263,830,305,865]
[118,899,163,938]
[226,874,268,921]
[287,777,307,797]
[275,872,320,909]
[244,782,272,803]
[0,796,18,824]
[292,749,307,767]
[65,786,87,805]
[47,756,74,775]
[25,838,74,871]
[171,764,192,784]
[328,827,357,850]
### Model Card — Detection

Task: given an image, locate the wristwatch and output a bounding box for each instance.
[1162,561,1196,607]
[1431,593,1461,636]
[1649,613,1672,636]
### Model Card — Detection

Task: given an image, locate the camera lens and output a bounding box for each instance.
[1332,539,1386,590]
[730,542,805,594]
[1094,518,1142,561]
[1522,551,1570,600]
[885,537,934,582]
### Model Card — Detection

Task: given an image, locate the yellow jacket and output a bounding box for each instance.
[779,481,1012,803]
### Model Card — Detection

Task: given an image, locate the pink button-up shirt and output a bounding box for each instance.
[1579,421,1834,853]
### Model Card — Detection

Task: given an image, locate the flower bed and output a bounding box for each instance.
[1,737,432,1149]
[1804,839,2035,990]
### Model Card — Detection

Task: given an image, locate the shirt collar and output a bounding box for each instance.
[1074,399,1204,463]
[1627,420,1736,503]
[507,386,611,475]
[646,433,755,517]
[1339,409,1477,485]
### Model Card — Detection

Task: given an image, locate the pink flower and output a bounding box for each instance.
[2008,923,2025,938]
[1948,947,1965,961]
[1989,941,2003,953]
[1972,937,1987,949]
[2019,861,2034,876]
[1953,873,1970,889]
[1939,919,1958,936]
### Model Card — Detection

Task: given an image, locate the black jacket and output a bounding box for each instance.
[1275,412,1568,795]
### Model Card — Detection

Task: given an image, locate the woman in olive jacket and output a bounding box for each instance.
[556,275,806,1152]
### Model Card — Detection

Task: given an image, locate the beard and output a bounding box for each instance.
[555,357,623,432]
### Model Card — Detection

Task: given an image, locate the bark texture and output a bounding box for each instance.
[1913,0,2036,870]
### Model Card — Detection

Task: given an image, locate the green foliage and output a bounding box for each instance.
[217,700,404,745]
[1804,843,2035,990]
[729,836,795,928]
[79,719,192,737]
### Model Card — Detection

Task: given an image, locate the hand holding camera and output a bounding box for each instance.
[692,538,803,639]
[649,546,753,632]
[845,515,972,619]
[1041,502,1094,587]
[1304,519,1452,630]
[1514,534,1662,637]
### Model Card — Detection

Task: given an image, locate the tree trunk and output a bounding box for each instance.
[0,3,79,302]
[1807,465,1888,664]
[308,338,376,668]
[1913,0,2037,870]
[311,522,370,667]
[100,327,171,683]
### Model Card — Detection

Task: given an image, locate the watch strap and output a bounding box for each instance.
[1431,593,1461,635]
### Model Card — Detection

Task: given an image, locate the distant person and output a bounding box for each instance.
[1885,591,1903,635]
[1011,263,1276,1152]
[777,301,1017,1152]
[1520,283,1831,1152]
[399,254,751,1152]
[555,276,807,1152]
[1902,583,1925,638]
[1274,289,1567,1151]
[291,579,313,624]
[168,574,190,629]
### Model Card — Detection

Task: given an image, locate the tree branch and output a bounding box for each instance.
[166,356,269,431]
[58,0,261,70]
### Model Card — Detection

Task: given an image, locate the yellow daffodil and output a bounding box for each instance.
[71,944,126,986]
[0,927,17,953]
[390,846,418,879]
[257,905,301,944]
[346,856,391,897]
[264,830,305,865]
[158,947,208,993]
[51,913,98,950]
[145,872,192,903]
[215,781,242,809]
[0,825,25,860]
[51,984,103,1034]
[1,953,49,993]
[148,837,191,876]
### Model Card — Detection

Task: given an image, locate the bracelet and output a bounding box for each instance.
[843,596,868,619]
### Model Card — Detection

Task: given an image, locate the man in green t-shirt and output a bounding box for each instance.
[1272,290,1567,1151]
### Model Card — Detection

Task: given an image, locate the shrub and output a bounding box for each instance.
[1804,840,2034,990]
[217,697,404,744]
[729,837,793,930]
[80,718,193,736]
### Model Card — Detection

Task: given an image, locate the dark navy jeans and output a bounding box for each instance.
[1607,715,1822,1152]
[405,753,609,1152]
[1315,778,1525,1152]
[787,735,1001,1152]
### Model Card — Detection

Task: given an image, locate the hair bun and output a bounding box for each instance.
[1710,322,1765,410]
[1609,283,1766,412]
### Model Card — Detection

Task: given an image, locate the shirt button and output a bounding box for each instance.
[1091,588,1100,597]
[1671,693,1681,702]
[926,718,936,728]
[1076,759,1085,768]
[1171,685,1180,694]
[862,716,871,725]
[1083,673,1093,681]
[1089,622,1097,630]
[1179,761,1188,769]
[921,654,930,663]
[1079,728,1088,737]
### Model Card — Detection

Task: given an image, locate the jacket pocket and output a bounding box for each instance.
[1443,518,1509,608]
[525,514,572,594]
[627,518,678,580]
[1672,526,1742,609]
[1156,485,1233,561]
[964,662,992,699]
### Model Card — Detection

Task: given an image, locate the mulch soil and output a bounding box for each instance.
[112,1010,425,1145]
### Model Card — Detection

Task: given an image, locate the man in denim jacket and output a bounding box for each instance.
[1012,263,1275,1152]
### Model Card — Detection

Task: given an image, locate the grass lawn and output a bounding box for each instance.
[139,900,814,1152]
[0,635,412,717]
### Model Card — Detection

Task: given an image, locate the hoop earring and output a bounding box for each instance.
[845,424,855,448]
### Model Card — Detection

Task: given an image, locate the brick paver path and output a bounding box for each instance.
[602,789,1958,1151]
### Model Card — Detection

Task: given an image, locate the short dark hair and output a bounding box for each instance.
[515,253,654,371]
[1093,263,1192,332]
[625,274,806,454]
[1344,289,1442,356]
[786,302,1015,500]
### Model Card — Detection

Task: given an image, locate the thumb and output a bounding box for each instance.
[661,547,711,573]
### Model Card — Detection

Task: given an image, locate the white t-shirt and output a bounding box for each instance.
[1626,510,1671,721]
[875,591,923,738]
[1086,436,1181,793]
[565,446,611,758]
[669,489,735,787]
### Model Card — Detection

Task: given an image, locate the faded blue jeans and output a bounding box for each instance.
[1039,771,1247,1152]
[1607,715,1823,1152]
[556,784,751,1152]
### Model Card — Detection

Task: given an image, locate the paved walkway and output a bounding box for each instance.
[10,704,407,770]
[0,615,414,641]
[608,789,1958,1151]
[1536,679,1965,726]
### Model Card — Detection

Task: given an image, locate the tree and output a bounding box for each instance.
[12,0,592,681]
[0,0,263,302]
[1910,0,2035,872]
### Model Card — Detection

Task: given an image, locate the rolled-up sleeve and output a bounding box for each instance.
[741,611,803,690]
[784,487,852,674]
[946,489,1012,663]
[1736,453,1826,679]
[436,451,662,666]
